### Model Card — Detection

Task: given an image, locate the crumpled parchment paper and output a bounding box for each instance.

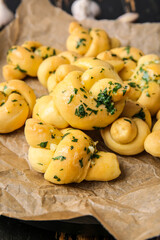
[0,1,160,239]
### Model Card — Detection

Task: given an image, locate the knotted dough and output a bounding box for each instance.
[0,80,36,133]
[25,119,121,184]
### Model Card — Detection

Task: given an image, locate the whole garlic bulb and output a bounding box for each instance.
[71,0,101,21]
[0,0,14,28]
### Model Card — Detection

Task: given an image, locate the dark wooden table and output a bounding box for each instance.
[1,0,160,239]
[4,0,160,23]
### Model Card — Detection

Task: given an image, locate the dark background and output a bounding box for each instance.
[4,0,160,23]
[1,0,160,239]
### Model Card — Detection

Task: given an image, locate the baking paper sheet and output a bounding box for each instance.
[0,1,160,239]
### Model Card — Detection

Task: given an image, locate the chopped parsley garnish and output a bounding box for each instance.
[53,49,56,56]
[11,99,17,102]
[87,148,90,154]
[128,82,136,88]
[133,108,145,121]
[49,70,55,74]
[124,119,132,124]
[112,83,122,94]
[111,53,117,57]
[62,133,70,139]
[70,146,74,150]
[91,76,93,79]
[72,136,78,142]
[75,104,87,118]
[43,54,48,60]
[74,56,77,61]
[142,71,150,84]
[31,46,36,52]
[125,46,130,54]
[38,122,43,125]
[80,87,86,92]
[12,90,21,95]
[51,134,56,139]
[92,126,104,130]
[0,102,5,106]
[79,158,83,168]
[30,55,34,59]
[75,103,98,118]
[1,92,6,96]
[108,81,113,85]
[53,175,61,182]
[47,47,50,50]
[100,68,105,73]
[37,163,43,166]
[95,88,116,115]
[129,56,137,63]
[86,107,98,116]
[53,156,66,161]
[14,65,27,73]
[60,169,63,171]
[84,95,88,98]
[122,89,127,96]
[83,102,87,107]
[76,38,86,49]
[90,153,100,159]
[68,94,74,104]
[74,88,78,94]
[146,92,150,97]
[7,47,17,55]
[38,141,48,148]
[139,66,144,72]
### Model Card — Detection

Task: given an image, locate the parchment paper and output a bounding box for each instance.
[0,1,160,240]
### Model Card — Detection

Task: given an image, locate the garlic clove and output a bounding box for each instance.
[0,0,14,28]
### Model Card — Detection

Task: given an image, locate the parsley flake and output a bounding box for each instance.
[125,46,130,54]
[72,136,78,142]
[74,88,78,94]
[100,68,105,73]
[76,38,86,49]
[14,65,27,73]
[68,95,74,104]
[75,104,87,118]
[38,141,48,148]
[124,119,132,124]
[79,158,83,168]
[62,133,70,139]
[53,156,66,161]
[95,88,116,115]
[53,175,61,182]
[133,108,145,121]
[0,102,5,107]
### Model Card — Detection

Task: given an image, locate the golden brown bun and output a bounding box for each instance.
[101,117,150,155]
[25,120,121,184]
[0,80,36,133]
[66,22,121,57]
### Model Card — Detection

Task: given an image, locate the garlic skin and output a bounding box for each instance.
[71,0,101,21]
[117,12,139,23]
[0,0,14,28]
